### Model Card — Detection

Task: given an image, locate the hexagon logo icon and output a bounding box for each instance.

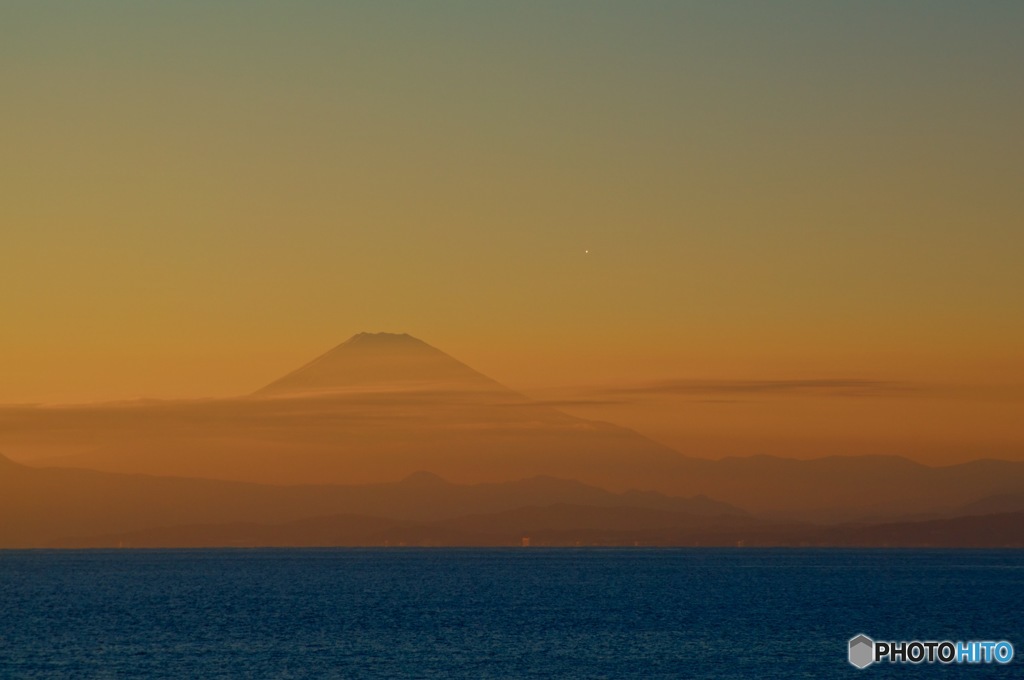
[849,634,874,669]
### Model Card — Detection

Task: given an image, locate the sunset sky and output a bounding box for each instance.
[2,2,1021,462]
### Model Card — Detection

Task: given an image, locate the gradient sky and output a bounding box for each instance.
[2,2,1022,462]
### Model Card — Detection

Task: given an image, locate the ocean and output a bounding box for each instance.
[1,548,1020,678]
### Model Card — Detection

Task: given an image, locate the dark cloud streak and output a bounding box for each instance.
[609,378,917,397]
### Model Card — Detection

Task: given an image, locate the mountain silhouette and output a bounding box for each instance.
[0,453,742,548]
[44,497,1024,549]
[255,332,504,396]
[4,333,1024,523]
[22,333,685,489]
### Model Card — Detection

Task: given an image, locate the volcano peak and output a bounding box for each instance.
[346,332,418,345]
[254,333,502,396]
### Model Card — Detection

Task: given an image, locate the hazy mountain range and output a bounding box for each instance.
[4,454,1022,549]
[2,332,1023,548]
[0,453,740,547]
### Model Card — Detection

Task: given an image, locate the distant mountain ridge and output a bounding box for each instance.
[49,504,1024,550]
[17,332,687,492]
[5,452,1024,549]
[3,332,1024,524]
[0,454,741,548]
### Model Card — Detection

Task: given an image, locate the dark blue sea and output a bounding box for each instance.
[0,549,1020,678]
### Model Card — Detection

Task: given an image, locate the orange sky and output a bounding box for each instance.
[1,3,1021,463]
